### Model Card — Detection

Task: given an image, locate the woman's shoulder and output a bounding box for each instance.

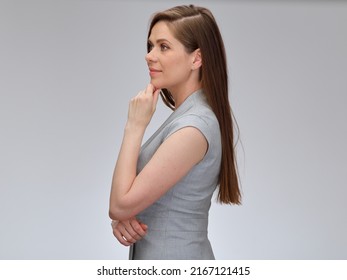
[165,98,220,142]
[182,92,219,127]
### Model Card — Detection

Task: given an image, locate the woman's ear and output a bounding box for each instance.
[192,48,202,70]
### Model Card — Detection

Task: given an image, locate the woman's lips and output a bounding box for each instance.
[149,68,162,76]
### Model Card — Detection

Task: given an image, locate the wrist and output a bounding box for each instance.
[124,121,146,137]
[125,120,147,131]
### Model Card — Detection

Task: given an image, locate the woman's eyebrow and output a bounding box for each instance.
[148,38,172,45]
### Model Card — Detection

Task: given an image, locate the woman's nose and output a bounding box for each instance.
[145,49,157,63]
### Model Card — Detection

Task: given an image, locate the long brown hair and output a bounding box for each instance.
[148,5,241,204]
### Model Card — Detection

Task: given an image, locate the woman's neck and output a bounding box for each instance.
[169,82,202,109]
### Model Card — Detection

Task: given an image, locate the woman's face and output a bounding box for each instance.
[146,21,196,93]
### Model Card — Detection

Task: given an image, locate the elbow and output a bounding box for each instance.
[109,192,139,220]
[109,208,124,221]
[109,203,133,221]
[109,207,125,221]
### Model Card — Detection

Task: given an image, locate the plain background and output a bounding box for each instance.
[0,0,346,259]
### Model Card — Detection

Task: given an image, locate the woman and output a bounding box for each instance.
[109,5,241,260]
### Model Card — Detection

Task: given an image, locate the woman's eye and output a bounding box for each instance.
[160,44,169,51]
[147,43,169,52]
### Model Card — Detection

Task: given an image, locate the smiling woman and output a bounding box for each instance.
[145,21,202,106]
[109,4,240,260]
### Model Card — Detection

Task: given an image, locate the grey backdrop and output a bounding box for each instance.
[1,0,346,259]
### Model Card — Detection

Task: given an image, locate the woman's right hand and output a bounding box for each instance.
[126,84,160,129]
[111,217,148,246]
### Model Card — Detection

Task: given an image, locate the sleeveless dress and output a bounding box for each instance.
[129,89,222,260]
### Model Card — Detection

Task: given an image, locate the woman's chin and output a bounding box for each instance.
[151,81,165,90]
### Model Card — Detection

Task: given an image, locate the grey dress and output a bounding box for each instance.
[129,89,222,260]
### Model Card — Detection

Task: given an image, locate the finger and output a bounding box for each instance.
[145,84,155,95]
[113,230,131,246]
[129,219,147,237]
[112,226,132,246]
[139,222,148,231]
[117,222,139,243]
[136,90,145,97]
[121,220,143,241]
